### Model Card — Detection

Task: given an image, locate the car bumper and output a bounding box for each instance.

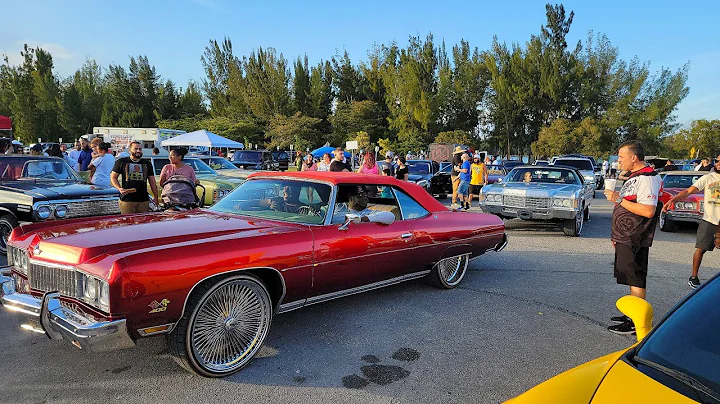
[0,273,135,352]
[481,204,579,220]
[666,211,703,223]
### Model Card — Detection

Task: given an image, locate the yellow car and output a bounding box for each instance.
[508,273,720,403]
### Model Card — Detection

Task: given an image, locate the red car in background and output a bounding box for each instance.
[1,171,507,377]
[658,171,706,232]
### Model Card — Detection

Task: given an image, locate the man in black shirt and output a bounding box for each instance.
[378,151,395,176]
[111,141,159,214]
[330,147,351,172]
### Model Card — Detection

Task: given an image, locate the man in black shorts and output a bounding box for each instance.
[662,154,720,289]
[603,141,662,335]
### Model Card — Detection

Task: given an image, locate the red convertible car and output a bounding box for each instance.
[658,171,706,232]
[0,171,507,377]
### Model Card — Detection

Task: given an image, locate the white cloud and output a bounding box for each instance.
[1,40,74,67]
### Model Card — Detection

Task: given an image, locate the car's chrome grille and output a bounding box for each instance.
[63,199,119,219]
[700,201,704,213]
[28,262,79,297]
[503,195,551,209]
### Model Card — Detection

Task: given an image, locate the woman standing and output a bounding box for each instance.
[395,156,409,181]
[301,154,317,171]
[316,153,332,172]
[357,152,380,175]
[159,148,199,187]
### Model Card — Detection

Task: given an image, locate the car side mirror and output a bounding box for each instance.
[616,295,653,341]
[338,213,361,231]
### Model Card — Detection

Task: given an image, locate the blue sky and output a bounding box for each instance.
[1,0,717,125]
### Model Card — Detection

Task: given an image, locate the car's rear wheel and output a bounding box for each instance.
[659,212,676,232]
[583,206,590,221]
[427,254,470,289]
[563,210,583,237]
[167,274,273,377]
[0,214,18,255]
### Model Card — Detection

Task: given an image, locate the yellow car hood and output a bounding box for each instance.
[590,360,697,403]
[506,349,627,404]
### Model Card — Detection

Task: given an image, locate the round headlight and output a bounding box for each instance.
[36,206,51,219]
[553,199,562,207]
[562,199,572,207]
[84,277,98,300]
[686,202,696,210]
[54,205,68,218]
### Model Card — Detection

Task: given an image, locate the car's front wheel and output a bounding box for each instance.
[167,274,273,377]
[427,254,470,289]
[563,210,583,237]
[659,212,676,232]
[0,214,18,255]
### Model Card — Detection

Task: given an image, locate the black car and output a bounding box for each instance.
[272,150,290,171]
[407,160,452,198]
[230,150,283,171]
[502,160,524,170]
[0,156,120,254]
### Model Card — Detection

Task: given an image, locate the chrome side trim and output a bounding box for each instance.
[137,323,176,336]
[170,266,287,334]
[276,270,431,314]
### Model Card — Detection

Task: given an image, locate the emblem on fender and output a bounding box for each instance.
[148,299,171,313]
[33,245,42,255]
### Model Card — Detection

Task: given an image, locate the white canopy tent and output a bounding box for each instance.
[160,129,244,148]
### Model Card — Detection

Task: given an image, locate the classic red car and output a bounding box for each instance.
[658,171,706,232]
[0,171,507,377]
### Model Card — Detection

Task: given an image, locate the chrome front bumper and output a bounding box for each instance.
[666,211,702,224]
[481,204,579,220]
[0,273,135,351]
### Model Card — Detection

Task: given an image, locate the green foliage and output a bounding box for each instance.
[329,100,385,144]
[266,113,324,151]
[435,130,474,147]
[663,119,720,159]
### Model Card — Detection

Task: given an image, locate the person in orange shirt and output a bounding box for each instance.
[468,155,488,208]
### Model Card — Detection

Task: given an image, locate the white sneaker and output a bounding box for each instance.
[450,203,460,209]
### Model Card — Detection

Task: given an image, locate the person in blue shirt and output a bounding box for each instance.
[78,138,93,171]
[455,153,472,210]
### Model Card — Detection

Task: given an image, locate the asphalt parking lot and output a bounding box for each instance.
[1,194,717,404]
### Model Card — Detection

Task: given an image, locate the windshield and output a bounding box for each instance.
[154,158,218,175]
[554,159,594,170]
[506,167,580,184]
[19,159,79,181]
[487,165,505,175]
[232,151,263,162]
[663,175,703,189]
[636,275,720,396]
[210,178,331,225]
[273,151,289,160]
[206,158,238,171]
[408,161,431,175]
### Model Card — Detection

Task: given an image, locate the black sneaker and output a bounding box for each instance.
[608,321,635,335]
[611,314,631,324]
[688,276,700,289]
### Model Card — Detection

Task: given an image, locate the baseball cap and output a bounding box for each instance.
[385,151,394,158]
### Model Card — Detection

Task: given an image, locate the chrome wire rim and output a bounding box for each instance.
[0,221,12,252]
[437,254,469,286]
[659,212,665,228]
[577,211,583,234]
[189,280,271,373]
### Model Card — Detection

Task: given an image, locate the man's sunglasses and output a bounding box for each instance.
[715,159,720,164]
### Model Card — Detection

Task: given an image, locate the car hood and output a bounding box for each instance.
[15,210,303,270]
[0,180,119,200]
[485,182,581,197]
[408,173,431,182]
[197,174,245,186]
[663,188,702,201]
[507,349,627,404]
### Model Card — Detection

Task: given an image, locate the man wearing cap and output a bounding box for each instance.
[450,146,465,208]
[378,151,396,177]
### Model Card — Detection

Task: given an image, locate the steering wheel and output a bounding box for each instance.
[297,206,321,217]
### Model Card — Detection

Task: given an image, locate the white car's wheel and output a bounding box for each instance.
[563,210,583,237]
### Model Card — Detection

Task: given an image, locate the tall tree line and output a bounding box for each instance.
[1,3,692,157]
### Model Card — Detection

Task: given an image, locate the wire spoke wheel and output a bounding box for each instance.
[188,277,272,375]
[429,254,470,288]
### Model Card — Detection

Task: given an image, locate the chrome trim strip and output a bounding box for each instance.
[276,270,431,314]
[137,323,176,336]
[170,266,287,334]
[32,196,119,210]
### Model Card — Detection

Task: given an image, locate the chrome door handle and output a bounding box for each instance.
[400,233,412,239]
